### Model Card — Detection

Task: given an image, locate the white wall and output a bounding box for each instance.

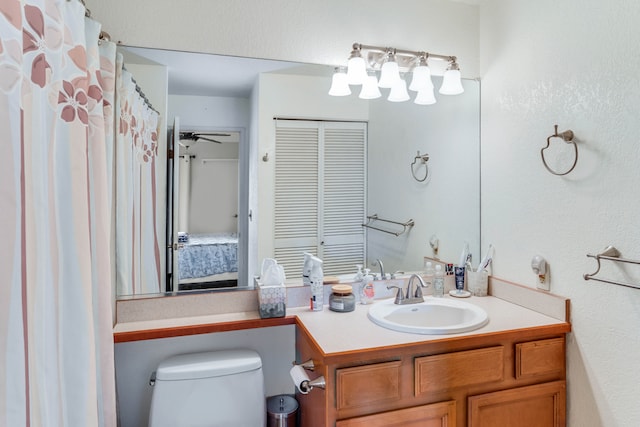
[480,1,640,425]
[85,0,480,78]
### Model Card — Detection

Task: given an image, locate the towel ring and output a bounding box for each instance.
[541,125,577,176]
[411,151,430,182]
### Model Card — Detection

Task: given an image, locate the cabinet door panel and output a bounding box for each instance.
[468,380,565,427]
[337,400,456,427]
[415,346,504,396]
[336,360,402,411]
[515,338,565,379]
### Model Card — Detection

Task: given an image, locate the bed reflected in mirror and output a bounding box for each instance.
[174,131,240,291]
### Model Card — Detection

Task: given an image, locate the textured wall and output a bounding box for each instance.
[480,1,640,425]
[84,0,480,78]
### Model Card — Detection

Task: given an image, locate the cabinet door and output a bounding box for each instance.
[336,360,402,411]
[468,381,565,427]
[336,400,456,427]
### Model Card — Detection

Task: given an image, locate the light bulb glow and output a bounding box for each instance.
[409,65,433,92]
[346,56,367,85]
[359,75,382,99]
[414,86,437,105]
[387,78,410,102]
[328,70,351,96]
[439,69,464,95]
[378,60,400,88]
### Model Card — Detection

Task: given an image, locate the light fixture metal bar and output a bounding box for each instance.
[354,42,455,64]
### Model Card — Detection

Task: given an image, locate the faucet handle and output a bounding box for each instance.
[415,286,424,298]
[386,284,405,304]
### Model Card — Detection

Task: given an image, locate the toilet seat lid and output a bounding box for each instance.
[155,349,262,381]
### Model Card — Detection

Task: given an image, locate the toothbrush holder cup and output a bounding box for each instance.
[468,270,489,296]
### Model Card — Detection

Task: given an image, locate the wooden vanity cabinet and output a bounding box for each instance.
[295,327,567,427]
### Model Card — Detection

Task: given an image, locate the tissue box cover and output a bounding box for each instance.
[256,280,286,319]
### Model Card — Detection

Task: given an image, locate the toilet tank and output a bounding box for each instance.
[149,349,265,427]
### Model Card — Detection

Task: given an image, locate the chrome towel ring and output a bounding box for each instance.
[541,124,577,176]
[411,151,430,182]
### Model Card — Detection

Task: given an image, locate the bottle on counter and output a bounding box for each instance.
[309,260,324,311]
[424,262,435,290]
[360,268,375,304]
[433,264,444,297]
[354,264,363,283]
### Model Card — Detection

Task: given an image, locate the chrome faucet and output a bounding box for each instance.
[375,259,385,280]
[387,273,429,305]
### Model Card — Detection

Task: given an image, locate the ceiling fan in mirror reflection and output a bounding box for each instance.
[179,131,231,146]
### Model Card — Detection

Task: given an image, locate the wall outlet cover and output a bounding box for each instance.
[536,275,550,291]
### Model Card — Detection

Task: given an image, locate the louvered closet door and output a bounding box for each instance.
[274,120,366,278]
[322,123,367,275]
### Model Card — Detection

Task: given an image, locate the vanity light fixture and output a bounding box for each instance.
[409,54,433,92]
[439,59,464,95]
[377,49,401,89]
[359,71,382,99]
[346,45,368,85]
[329,42,464,104]
[328,66,351,96]
[387,75,410,102]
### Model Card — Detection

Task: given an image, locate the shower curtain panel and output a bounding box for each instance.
[0,0,119,425]
[114,55,161,296]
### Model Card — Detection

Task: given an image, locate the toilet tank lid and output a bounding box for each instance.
[155,350,262,381]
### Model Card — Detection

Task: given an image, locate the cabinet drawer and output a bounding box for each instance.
[415,346,504,396]
[336,360,402,411]
[336,400,456,427]
[468,380,566,427]
[515,338,564,379]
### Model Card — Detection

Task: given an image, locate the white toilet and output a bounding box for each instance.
[148,349,266,427]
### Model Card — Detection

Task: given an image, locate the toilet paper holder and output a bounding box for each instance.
[300,376,326,394]
[291,359,325,393]
[293,359,315,371]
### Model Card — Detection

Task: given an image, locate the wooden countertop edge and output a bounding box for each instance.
[113,315,297,343]
[114,310,571,351]
[314,322,572,364]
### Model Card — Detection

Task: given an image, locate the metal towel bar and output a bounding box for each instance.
[362,214,414,237]
[583,245,640,290]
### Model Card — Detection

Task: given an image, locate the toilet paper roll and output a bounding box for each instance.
[290,365,310,394]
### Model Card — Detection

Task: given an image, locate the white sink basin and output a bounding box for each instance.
[367,297,489,335]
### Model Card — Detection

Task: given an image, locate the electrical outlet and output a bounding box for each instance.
[536,273,550,291]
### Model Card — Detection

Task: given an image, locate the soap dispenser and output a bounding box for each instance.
[360,268,375,304]
[354,264,363,283]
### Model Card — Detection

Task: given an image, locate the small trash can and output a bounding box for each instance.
[267,394,298,427]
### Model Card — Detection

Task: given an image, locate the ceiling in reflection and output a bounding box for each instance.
[119,46,329,98]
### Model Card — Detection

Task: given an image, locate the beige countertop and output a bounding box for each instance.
[291,295,568,355]
[113,277,570,345]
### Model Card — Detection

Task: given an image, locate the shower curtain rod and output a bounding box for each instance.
[74,0,158,114]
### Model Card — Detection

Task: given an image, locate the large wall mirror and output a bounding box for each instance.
[116,46,480,299]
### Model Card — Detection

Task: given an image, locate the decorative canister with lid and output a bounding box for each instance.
[329,284,356,312]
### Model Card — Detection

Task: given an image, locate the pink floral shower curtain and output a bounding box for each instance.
[114,55,161,296]
[0,0,117,425]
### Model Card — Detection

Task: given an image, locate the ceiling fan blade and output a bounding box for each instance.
[195,132,231,137]
[179,132,198,140]
[197,136,223,144]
